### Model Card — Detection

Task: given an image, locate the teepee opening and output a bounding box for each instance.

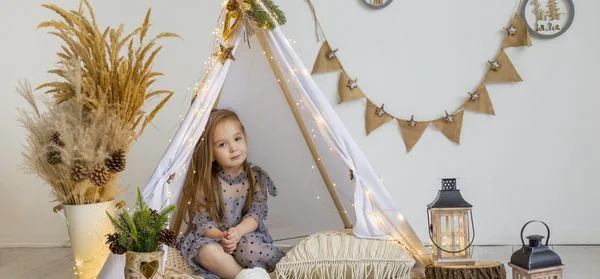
[99,2,431,278]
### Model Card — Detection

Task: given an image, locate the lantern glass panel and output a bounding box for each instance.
[431,208,472,260]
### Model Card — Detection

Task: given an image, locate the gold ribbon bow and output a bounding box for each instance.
[223,0,251,42]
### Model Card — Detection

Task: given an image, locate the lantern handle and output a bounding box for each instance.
[427,209,475,254]
[520,220,550,247]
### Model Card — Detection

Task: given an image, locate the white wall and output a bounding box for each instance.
[1,0,599,247]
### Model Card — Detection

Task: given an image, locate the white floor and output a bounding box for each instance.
[0,246,598,278]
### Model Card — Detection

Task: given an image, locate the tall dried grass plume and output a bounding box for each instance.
[18,0,178,206]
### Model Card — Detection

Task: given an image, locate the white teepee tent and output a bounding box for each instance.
[99,2,431,278]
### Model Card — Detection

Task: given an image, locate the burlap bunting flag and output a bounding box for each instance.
[484,50,522,83]
[338,70,365,103]
[397,119,428,153]
[312,41,342,74]
[463,86,495,115]
[432,110,464,144]
[365,99,393,135]
[503,15,532,48]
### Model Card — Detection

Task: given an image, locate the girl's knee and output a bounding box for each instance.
[196,243,223,267]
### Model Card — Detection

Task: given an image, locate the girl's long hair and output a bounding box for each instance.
[172,109,256,235]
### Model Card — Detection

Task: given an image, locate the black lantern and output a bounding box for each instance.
[426,178,475,261]
[509,220,563,279]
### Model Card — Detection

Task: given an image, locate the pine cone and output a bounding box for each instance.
[90,165,111,186]
[105,149,126,173]
[105,233,127,255]
[158,228,176,247]
[71,161,90,182]
[50,132,65,147]
[105,233,118,245]
[111,243,127,255]
[46,147,62,165]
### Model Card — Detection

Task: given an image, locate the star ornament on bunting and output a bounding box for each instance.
[468,91,480,101]
[488,60,501,72]
[506,25,518,36]
[213,44,236,64]
[444,111,454,123]
[347,78,359,90]
[376,104,386,117]
[409,115,417,127]
[327,48,339,60]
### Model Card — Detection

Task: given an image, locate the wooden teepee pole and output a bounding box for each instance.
[256,30,353,229]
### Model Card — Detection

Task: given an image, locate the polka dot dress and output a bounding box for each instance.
[177,165,283,279]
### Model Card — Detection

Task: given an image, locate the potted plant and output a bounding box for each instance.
[18,1,177,277]
[106,188,176,279]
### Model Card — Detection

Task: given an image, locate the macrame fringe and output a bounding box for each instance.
[275,231,414,279]
[276,261,412,279]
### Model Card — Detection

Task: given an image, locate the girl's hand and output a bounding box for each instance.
[220,233,237,254]
[226,227,242,245]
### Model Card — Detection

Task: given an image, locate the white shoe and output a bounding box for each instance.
[234,267,270,279]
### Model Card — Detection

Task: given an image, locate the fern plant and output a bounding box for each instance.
[106,187,176,254]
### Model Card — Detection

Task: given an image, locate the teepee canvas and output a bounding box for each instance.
[100,2,430,278]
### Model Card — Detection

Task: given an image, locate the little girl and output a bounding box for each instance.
[175,109,283,279]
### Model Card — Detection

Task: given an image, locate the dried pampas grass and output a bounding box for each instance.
[18,1,177,205]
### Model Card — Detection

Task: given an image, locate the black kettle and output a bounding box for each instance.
[510,220,562,270]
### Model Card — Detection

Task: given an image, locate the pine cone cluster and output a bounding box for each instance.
[50,132,65,147]
[158,228,176,247]
[46,147,62,165]
[105,233,126,255]
[105,149,126,173]
[71,161,90,182]
[90,165,111,186]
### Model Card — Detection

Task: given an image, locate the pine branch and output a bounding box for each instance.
[107,211,129,235]
[136,187,147,212]
[246,0,286,30]
[119,209,138,241]
[262,0,286,25]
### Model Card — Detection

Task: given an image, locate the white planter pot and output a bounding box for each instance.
[59,200,117,279]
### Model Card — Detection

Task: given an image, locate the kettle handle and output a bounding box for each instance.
[520,220,550,247]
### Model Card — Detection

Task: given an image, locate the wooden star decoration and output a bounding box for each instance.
[444,111,454,123]
[409,115,417,127]
[376,104,385,117]
[488,60,501,72]
[347,78,358,90]
[468,91,480,101]
[506,25,517,36]
[214,44,236,64]
[327,48,339,60]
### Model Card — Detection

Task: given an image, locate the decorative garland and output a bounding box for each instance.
[309,2,532,153]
